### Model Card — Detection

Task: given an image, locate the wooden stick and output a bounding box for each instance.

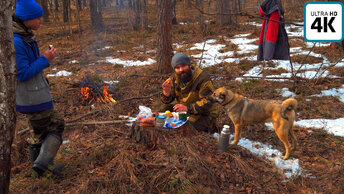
[66,109,101,123]
[65,120,127,127]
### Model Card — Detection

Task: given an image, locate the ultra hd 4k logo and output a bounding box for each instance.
[304,2,343,42]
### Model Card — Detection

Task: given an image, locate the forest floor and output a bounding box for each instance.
[10,1,344,193]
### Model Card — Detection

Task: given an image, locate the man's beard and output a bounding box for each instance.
[177,68,192,83]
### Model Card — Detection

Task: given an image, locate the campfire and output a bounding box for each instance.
[79,76,116,104]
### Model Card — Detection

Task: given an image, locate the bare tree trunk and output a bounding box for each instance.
[232,0,238,24]
[63,0,70,22]
[133,0,142,30]
[143,0,147,11]
[128,0,133,8]
[120,0,125,7]
[41,0,50,22]
[195,0,201,6]
[68,0,72,35]
[76,0,82,35]
[172,0,177,25]
[0,0,17,193]
[54,0,59,11]
[186,0,191,8]
[216,0,231,26]
[48,0,53,12]
[197,0,204,33]
[157,0,173,74]
[90,0,104,31]
[77,0,82,10]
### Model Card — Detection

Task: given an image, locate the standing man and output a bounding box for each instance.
[13,0,64,177]
[161,53,219,133]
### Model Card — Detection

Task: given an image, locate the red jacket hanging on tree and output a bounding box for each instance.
[257,0,290,61]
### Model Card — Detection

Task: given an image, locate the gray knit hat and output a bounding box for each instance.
[171,53,191,69]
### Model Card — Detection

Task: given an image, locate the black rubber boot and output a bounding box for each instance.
[52,163,65,178]
[32,134,62,177]
[28,144,41,165]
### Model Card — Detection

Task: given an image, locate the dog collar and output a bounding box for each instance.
[222,96,247,106]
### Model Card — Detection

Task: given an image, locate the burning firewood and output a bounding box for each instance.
[79,75,116,104]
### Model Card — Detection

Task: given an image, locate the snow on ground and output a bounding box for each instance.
[189,36,259,66]
[295,118,344,137]
[103,57,156,66]
[97,46,113,51]
[312,84,344,103]
[69,60,78,64]
[104,80,119,86]
[190,39,235,66]
[184,21,342,82]
[305,42,331,48]
[47,70,72,77]
[247,116,344,177]
[266,117,344,137]
[213,133,301,178]
[243,22,262,27]
[276,88,296,98]
[92,18,340,81]
[230,35,258,55]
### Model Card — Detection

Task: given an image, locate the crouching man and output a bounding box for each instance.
[160,53,219,133]
[13,0,64,177]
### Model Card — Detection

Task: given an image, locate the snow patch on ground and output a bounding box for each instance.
[276,88,296,98]
[312,85,344,103]
[47,70,72,77]
[295,118,344,137]
[104,57,156,66]
[213,133,301,178]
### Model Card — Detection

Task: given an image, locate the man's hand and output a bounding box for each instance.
[43,46,57,61]
[162,78,172,96]
[173,104,187,112]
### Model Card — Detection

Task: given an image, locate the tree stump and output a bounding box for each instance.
[130,121,197,148]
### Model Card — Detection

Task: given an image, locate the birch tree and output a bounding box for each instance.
[0,0,17,193]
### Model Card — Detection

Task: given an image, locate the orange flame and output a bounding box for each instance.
[79,86,116,104]
[79,87,90,100]
[102,85,117,103]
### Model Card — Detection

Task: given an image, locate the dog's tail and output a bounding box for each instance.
[281,98,297,120]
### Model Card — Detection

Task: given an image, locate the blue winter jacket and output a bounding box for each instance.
[13,23,54,113]
[14,34,50,82]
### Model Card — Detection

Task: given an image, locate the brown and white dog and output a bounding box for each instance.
[211,87,298,159]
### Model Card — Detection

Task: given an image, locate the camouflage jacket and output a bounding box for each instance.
[161,64,219,122]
